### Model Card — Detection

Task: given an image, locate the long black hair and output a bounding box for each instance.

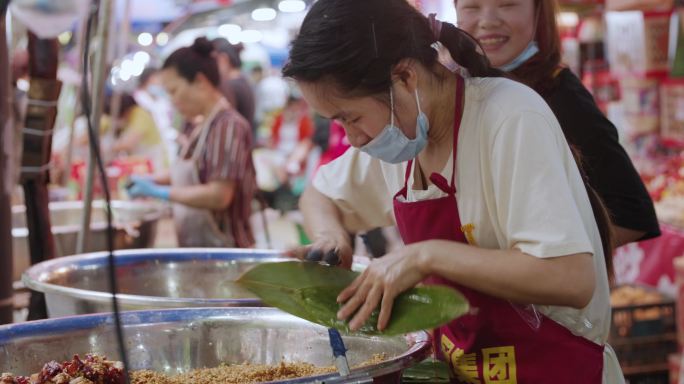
[163,37,220,87]
[282,0,501,96]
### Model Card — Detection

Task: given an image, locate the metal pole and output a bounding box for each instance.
[76,0,113,254]
[0,0,14,325]
[22,33,61,321]
[61,16,90,186]
[107,0,131,130]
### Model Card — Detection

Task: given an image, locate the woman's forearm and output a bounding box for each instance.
[112,131,143,153]
[419,240,596,308]
[169,181,235,210]
[300,185,351,247]
[153,171,171,185]
[613,225,646,247]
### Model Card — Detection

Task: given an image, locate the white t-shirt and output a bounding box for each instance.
[313,77,623,383]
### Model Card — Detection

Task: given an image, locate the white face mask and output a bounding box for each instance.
[360,87,429,164]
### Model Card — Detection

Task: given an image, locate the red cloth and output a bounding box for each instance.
[614,223,683,294]
[270,113,313,148]
[318,120,350,167]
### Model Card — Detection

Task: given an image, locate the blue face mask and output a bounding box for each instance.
[360,87,429,164]
[148,84,167,98]
[498,40,540,72]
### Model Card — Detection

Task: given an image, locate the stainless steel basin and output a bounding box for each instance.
[12,200,164,281]
[0,307,431,383]
[23,249,291,317]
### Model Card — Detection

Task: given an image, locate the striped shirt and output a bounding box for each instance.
[183,108,256,248]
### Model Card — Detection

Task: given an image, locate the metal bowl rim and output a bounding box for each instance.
[11,200,164,236]
[22,248,286,305]
[0,307,432,383]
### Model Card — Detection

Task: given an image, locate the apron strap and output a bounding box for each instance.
[191,113,214,160]
[181,98,228,161]
[401,75,466,195]
[449,75,465,189]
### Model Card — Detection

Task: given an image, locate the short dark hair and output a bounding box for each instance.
[163,37,220,87]
[104,92,137,116]
[138,67,158,88]
[119,93,137,115]
[212,38,243,68]
[282,0,499,97]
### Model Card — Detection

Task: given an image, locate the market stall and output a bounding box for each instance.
[3,0,684,383]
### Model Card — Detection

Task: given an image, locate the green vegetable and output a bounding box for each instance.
[236,261,469,335]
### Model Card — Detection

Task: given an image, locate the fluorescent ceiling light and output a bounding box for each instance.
[137,32,154,46]
[240,29,263,43]
[251,7,277,21]
[156,32,169,46]
[218,23,242,38]
[133,51,151,66]
[278,0,305,13]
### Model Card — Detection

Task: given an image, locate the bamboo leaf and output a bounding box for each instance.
[236,261,469,336]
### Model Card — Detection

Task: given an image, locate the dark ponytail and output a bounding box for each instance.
[437,23,503,78]
[282,0,502,96]
[570,146,615,281]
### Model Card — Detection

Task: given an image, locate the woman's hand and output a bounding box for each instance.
[288,230,354,268]
[336,242,429,331]
[127,176,170,200]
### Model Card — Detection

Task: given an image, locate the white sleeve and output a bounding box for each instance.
[487,110,594,258]
[312,148,396,232]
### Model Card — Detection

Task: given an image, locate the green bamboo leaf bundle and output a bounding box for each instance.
[236,261,469,336]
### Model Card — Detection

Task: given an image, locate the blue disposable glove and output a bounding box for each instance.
[127,176,170,201]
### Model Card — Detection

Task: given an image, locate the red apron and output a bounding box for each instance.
[392,76,604,384]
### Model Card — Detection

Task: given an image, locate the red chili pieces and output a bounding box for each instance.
[2,354,125,384]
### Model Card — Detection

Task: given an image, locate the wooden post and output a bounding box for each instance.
[22,33,61,321]
[0,0,14,325]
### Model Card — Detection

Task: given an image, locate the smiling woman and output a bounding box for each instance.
[454,0,660,248]
[455,0,537,68]
[455,0,560,91]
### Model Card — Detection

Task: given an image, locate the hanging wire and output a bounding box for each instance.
[81,1,130,382]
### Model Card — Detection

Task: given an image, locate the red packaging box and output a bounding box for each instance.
[660,78,684,145]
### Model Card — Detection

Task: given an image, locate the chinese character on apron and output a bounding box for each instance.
[171,98,235,248]
[392,76,604,384]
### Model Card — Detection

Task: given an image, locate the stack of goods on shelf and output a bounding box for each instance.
[605,8,671,137]
[631,138,684,228]
[610,284,676,383]
[559,3,684,383]
[69,156,154,200]
[603,0,684,144]
[671,256,684,384]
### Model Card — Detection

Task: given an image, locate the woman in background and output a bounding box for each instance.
[128,37,256,248]
[455,0,660,246]
[111,93,168,173]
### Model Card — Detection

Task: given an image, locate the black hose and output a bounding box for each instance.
[81,1,130,382]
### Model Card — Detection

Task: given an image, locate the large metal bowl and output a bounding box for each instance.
[23,249,291,317]
[0,307,431,383]
[12,200,164,281]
